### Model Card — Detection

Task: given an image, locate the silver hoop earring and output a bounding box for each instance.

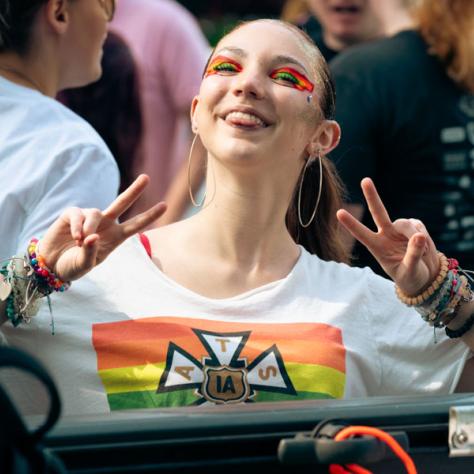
[297,151,323,228]
[187,134,206,207]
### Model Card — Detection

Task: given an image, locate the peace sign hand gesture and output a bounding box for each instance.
[337,178,440,296]
[39,175,167,282]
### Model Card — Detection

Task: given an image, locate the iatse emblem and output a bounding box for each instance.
[157,329,296,405]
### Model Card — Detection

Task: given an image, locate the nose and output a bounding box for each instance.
[231,66,265,100]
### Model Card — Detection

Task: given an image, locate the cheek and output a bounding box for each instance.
[199,77,227,102]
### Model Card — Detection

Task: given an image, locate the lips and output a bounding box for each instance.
[330,1,362,14]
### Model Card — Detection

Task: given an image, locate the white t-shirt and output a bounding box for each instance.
[0,76,119,257]
[2,236,469,416]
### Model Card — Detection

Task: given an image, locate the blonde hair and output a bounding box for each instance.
[414,0,474,92]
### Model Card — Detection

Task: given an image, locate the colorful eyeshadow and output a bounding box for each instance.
[270,67,314,92]
[205,55,243,77]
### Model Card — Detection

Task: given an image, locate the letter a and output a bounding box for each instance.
[223,376,236,393]
[175,366,194,381]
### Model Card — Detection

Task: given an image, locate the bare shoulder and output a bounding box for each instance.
[142,221,191,268]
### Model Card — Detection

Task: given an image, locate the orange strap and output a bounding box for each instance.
[328,425,417,474]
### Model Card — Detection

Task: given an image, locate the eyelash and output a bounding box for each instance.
[271,70,299,85]
[206,60,312,92]
[212,62,240,73]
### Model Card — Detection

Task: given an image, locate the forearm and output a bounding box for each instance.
[448,299,474,350]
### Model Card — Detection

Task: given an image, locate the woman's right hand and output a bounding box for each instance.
[38,175,166,282]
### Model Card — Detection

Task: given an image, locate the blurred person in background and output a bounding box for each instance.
[59,32,142,194]
[282,0,382,62]
[0,0,119,258]
[330,0,474,275]
[109,0,210,223]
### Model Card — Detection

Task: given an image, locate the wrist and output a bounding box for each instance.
[27,238,70,293]
[395,252,448,305]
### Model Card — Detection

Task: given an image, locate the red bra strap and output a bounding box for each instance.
[139,233,152,258]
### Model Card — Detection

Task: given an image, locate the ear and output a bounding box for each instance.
[44,0,69,35]
[190,96,199,134]
[306,120,341,156]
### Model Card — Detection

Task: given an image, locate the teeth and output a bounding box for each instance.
[225,111,266,127]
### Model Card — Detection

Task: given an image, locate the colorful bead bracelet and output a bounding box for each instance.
[395,252,449,306]
[27,238,70,294]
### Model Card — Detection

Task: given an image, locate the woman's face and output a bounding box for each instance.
[59,0,110,89]
[192,21,323,176]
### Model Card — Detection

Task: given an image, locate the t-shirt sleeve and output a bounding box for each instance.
[16,144,119,254]
[158,4,210,112]
[365,272,470,396]
[329,58,378,204]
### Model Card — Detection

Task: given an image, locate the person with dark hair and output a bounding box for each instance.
[283,0,381,62]
[59,31,142,193]
[2,20,474,416]
[0,0,120,258]
[330,0,474,275]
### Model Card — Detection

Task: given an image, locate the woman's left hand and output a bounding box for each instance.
[337,178,440,296]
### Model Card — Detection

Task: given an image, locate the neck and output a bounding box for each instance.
[322,32,350,52]
[377,5,415,36]
[0,51,58,97]
[188,157,301,269]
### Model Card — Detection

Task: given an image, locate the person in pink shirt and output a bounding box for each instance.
[110,0,210,221]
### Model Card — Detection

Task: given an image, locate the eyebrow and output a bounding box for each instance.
[214,47,310,75]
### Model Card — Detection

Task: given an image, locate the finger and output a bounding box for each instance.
[361,178,392,231]
[410,219,438,256]
[407,219,439,272]
[392,218,419,240]
[103,174,150,220]
[82,208,103,236]
[403,233,426,272]
[120,202,167,238]
[394,218,438,265]
[63,207,85,241]
[337,209,376,249]
[76,234,100,275]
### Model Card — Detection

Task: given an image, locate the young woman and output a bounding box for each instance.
[0,0,120,259]
[2,19,473,416]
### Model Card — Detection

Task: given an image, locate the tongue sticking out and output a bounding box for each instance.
[225,111,267,129]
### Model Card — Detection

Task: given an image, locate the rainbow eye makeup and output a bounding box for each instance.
[205,55,243,77]
[270,67,314,92]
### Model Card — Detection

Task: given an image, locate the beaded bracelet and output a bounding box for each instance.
[428,273,464,326]
[1,257,42,326]
[416,271,454,321]
[445,312,474,338]
[429,275,467,328]
[27,238,70,294]
[395,252,449,306]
